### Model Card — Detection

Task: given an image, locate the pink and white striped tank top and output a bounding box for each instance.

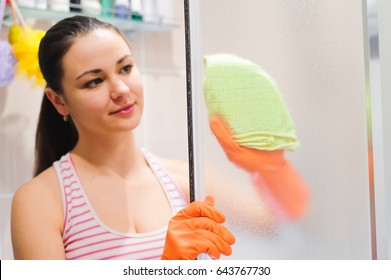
[53,148,188,260]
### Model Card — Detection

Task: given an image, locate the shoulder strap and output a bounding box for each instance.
[141,148,188,214]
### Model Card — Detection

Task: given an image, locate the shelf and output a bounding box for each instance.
[3,7,179,35]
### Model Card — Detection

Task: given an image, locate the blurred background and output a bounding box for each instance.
[0,0,188,259]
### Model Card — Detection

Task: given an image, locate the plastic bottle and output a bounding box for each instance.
[35,0,48,10]
[100,0,111,17]
[157,0,175,24]
[70,0,81,12]
[49,0,69,12]
[114,0,130,19]
[16,0,35,8]
[81,0,101,16]
[131,0,142,21]
[142,0,158,23]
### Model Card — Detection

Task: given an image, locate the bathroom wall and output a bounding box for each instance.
[0,0,187,259]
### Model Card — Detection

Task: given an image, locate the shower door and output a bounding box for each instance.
[185,0,390,259]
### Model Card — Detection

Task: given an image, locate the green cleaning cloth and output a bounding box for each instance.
[203,53,299,151]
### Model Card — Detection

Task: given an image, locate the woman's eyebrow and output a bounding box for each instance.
[75,55,133,81]
[75,69,101,80]
[117,54,133,64]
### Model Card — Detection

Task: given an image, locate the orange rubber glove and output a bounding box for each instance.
[209,116,309,220]
[161,196,236,260]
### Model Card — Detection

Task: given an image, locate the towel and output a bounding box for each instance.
[203,53,299,151]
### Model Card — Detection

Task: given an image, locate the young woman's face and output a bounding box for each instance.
[60,28,144,136]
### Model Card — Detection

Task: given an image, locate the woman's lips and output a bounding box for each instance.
[110,104,134,115]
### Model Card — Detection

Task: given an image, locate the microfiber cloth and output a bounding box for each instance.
[203,53,299,151]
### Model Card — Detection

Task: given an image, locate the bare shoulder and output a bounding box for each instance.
[12,166,62,213]
[11,166,65,259]
[157,157,190,200]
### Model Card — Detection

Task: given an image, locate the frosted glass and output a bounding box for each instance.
[194,0,372,259]
[377,0,391,259]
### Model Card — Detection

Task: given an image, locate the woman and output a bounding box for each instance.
[10,16,236,260]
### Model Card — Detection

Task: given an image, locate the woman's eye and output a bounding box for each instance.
[120,64,132,74]
[84,78,102,88]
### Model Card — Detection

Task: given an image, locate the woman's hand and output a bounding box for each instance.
[209,116,309,220]
[161,196,235,260]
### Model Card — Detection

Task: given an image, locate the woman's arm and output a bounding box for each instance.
[11,168,66,260]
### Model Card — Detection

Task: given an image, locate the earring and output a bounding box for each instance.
[63,115,69,122]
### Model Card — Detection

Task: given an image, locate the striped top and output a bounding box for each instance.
[53,148,188,260]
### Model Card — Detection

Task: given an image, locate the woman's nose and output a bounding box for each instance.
[110,78,130,104]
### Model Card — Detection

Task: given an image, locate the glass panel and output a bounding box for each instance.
[376,0,391,259]
[191,0,373,259]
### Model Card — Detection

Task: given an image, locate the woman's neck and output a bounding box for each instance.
[71,131,145,178]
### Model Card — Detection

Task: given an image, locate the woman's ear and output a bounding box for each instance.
[45,88,69,117]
